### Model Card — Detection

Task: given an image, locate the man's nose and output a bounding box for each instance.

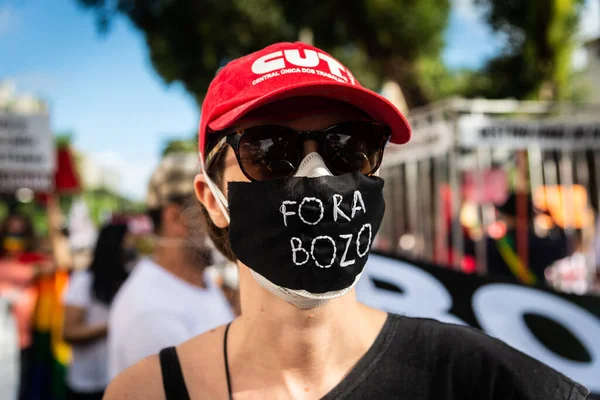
[302,140,319,157]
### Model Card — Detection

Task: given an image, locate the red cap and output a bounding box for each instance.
[198,42,411,159]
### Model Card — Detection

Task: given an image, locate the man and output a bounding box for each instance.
[107,152,234,379]
[484,193,568,284]
[105,42,589,399]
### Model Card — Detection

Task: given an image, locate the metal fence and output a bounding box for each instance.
[375,98,600,287]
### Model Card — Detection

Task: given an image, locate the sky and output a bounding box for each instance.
[1,0,599,200]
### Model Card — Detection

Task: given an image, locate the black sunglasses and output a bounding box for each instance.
[205,121,391,182]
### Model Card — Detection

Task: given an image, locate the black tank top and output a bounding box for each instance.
[159,323,233,400]
[158,347,191,400]
[158,315,588,400]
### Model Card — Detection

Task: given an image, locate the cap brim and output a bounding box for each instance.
[208,82,411,145]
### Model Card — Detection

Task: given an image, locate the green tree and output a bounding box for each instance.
[472,0,585,100]
[161,135,198,157]
[77,0,451,107]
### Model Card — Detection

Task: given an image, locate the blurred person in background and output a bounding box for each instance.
[0,212,53,400]
[486,193,568,284]
[105,42,588,399]
[546,229,592,294]
[62,222,132,400]
[464,193,568,284]
[107,153,234,379]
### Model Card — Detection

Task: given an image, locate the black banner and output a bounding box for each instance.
[357,252,600,398]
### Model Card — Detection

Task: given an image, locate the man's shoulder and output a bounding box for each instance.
[104,354,164,400]
[175,324,231,397]
[383,314,493,364]
[105,324,230,399]
[387,314,589,399]
[389,313,541,364]
[394,314,497,349]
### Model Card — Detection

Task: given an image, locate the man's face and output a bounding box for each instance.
[213,103,371,225]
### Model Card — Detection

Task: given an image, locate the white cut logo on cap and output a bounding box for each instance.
[251,48,356,86]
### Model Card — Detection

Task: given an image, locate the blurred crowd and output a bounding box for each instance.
[2,0,600,398]
[0,153,239,399]
[2,152,599,399]
[462,192,600,294]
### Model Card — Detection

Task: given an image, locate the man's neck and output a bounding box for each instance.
[228,267,387,397]
[152,244,206,289]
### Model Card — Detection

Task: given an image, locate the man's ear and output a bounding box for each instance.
[194,173,229,228]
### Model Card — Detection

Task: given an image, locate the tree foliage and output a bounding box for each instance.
[161,135,198,157]
[472,0,585,100]
[76,0,451,107]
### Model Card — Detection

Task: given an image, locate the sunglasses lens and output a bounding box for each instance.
[238,126,300,181]
[323,122,387,176]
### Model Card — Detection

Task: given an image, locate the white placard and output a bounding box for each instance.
[459,115,600,149]
[381,121,453,167]
[0,113,55,173]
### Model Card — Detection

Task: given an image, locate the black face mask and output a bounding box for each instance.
[228,173,385,294]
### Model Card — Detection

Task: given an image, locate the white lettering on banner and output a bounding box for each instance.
[339,234,356,267]
[356,255,600,393]
[356,256,467,325]
[473,285,600,392]
[291,237,310,266]
[251,49,355,85]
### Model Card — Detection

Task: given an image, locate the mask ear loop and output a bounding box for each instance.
[200,151,231,224]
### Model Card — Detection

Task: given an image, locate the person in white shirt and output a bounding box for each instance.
[63,223,132,400]
[107,153,234,379]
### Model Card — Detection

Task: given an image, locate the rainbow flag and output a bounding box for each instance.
[28,271,71,400]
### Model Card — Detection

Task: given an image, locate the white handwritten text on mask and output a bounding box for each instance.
[279,191,372,268]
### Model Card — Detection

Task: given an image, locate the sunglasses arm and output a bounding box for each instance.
[200,145,231,224]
